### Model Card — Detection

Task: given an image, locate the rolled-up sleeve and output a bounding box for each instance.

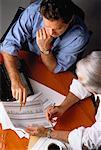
[0,7,34,55]
[69,79,91,99]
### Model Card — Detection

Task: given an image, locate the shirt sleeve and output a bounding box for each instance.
[68,87,101,149]
[68,114,101,149]
[0,6,35,55]
[54,27,90,73]
[69,79,91,99]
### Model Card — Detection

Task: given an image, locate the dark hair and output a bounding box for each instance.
[40,0,74,23]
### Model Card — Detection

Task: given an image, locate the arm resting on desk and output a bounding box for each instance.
[40,51,57,73]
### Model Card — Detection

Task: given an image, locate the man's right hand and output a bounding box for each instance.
[46,105,65,124]
[11,78,27,105]
[1,52,28,105]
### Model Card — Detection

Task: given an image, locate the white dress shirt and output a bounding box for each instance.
[68,79,101,150]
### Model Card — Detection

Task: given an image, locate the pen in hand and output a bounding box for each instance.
[50,103,55,128]
[52,103,55,109]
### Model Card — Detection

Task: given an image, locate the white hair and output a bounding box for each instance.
[76,50,101,94]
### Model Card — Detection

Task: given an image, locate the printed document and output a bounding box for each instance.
[0,79,65,139]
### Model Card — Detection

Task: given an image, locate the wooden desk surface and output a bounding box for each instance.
[0,51,95,150]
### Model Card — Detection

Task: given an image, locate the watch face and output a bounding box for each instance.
[41,50,50,54]
[44,50,50,54]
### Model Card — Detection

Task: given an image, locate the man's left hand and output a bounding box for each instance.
[26,125,48,137]
[36,27,53,53]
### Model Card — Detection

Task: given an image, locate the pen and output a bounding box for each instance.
[50,103,55,128]
[52,103,55,109]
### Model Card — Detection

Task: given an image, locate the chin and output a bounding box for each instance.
[52,35,59,38]
[51,33,63,38]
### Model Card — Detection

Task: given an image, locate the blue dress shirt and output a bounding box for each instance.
[0,0,90,73]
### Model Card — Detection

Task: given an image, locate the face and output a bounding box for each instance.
[43,17,70,37]
[76,64,96,94]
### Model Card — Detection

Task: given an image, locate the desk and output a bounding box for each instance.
[0,51,95,150]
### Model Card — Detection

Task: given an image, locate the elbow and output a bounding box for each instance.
[48,67,56,73]
[47,64,57,74]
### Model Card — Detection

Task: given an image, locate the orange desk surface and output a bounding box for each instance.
[0,51,95,150]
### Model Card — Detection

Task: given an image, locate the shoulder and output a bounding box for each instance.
[23,0,41,17]
[71,15,88,33]
[19,0,42,25]
[61,16,89,44]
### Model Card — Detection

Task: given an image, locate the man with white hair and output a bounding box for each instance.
[26,50,101,149]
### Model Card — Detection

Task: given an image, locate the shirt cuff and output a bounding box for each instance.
[0,45,18,56]
[69,79,91,99]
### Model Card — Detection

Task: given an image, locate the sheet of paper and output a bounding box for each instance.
[3,92,52,128]
[29,79,66,106]
[0,79,65,139]
[0,102,29,138]
[0,92,54,138]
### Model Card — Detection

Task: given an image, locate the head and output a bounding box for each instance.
[40,0,74,37]
[76,50,101,95]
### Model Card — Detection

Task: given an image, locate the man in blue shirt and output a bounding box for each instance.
[0,0,90,104]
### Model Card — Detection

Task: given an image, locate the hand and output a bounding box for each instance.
[26,125,48,137]
[11,77,27,105]
[36,27,53,52]
[46,105,64,123]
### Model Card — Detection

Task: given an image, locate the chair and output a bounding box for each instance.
[71,2,85,20]
[0,7,30,51]
[0,7,24,43]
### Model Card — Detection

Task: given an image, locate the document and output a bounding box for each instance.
[0,79,65,139]
[0,101,29,138]
[29,79,65,106]
[0,92,53,138]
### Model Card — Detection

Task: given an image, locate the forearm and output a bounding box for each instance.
[40,51,57,72]
[60,92,80,112]
[1,52,21,82]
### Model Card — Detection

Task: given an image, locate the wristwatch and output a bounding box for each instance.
[47,128,52,138]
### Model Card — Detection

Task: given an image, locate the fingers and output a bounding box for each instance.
[36,27,53,52]
[11,85,27,105]
[23,88,27,105]
[42,28,47,39]
[46,106,57,122]
[37,28,47,40]
[26,125,46,136]
[26,125,38,136]
[12,89,16,99]
[15,90,19,100]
